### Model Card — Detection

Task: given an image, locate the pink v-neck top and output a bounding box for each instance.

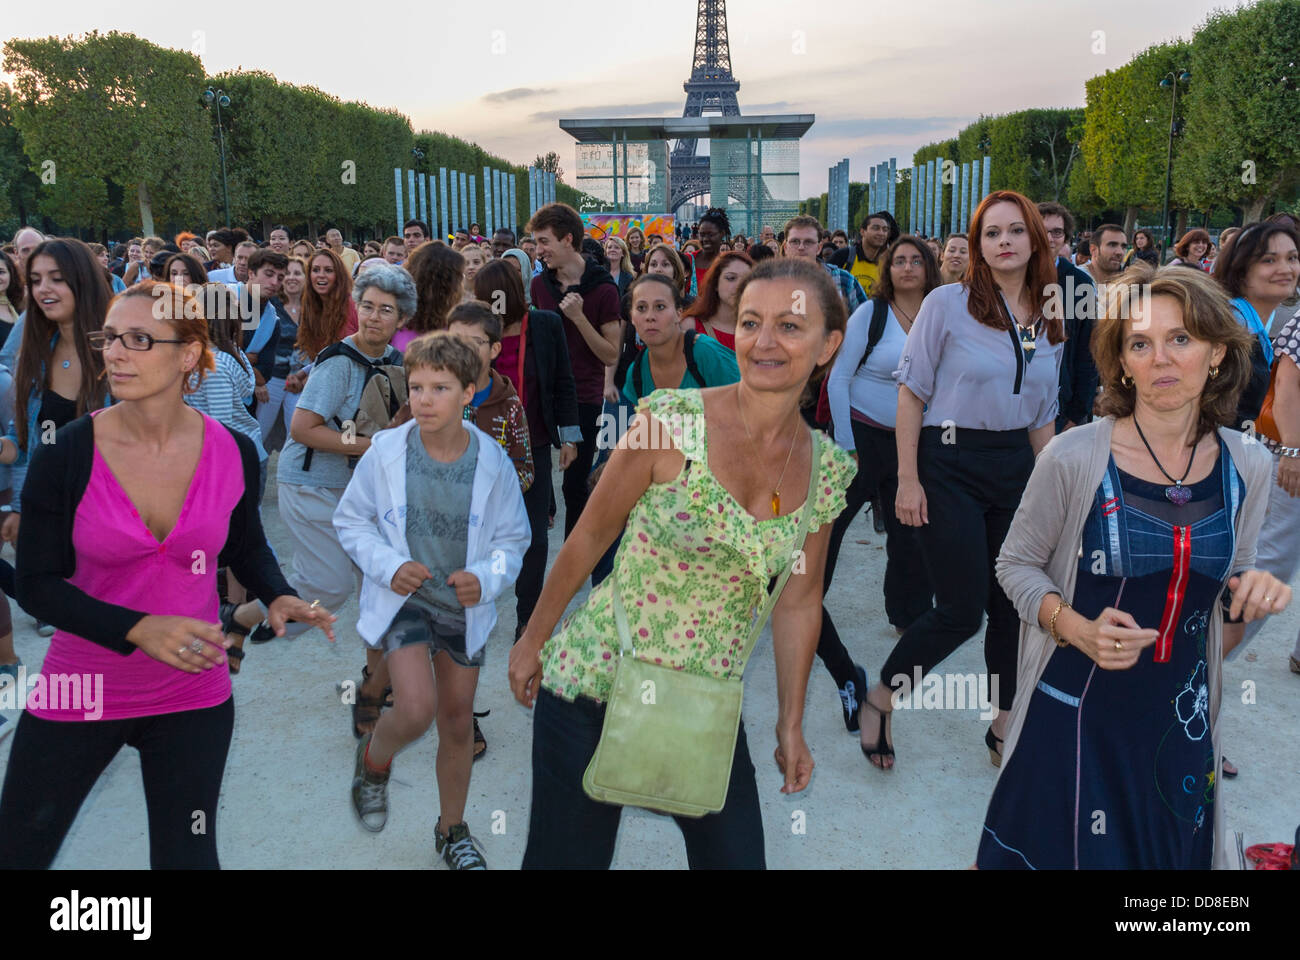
[29,413,241,721]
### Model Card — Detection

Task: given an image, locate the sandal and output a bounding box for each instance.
[220,602,249,675]
[859,698,895,770]
[1221,756,1238,779]
[472,710,489,762]
[985,727,1004,768]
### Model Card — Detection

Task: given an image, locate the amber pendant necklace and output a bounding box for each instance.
[738,389,801,516]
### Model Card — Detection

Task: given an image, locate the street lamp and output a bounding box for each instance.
[1158,69,1191,264]
[203,88,233,226]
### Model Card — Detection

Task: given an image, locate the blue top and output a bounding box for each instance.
[621,330,740,404]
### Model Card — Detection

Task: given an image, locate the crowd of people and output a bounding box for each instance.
[0,194,1296,870]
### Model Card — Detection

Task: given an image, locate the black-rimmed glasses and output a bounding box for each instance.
[87,330,188,352]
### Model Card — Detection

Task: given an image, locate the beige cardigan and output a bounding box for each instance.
[994,417,1272,870]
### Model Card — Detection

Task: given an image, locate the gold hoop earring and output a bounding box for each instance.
[1121,374,1134,388]
[1209,366,1220,379]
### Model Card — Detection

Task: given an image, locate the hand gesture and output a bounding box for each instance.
[508,633,544,708]
[267,595,337,643]
[774,726,814,794]
[447,570,481,606]
[391,561,432,596]
[558,292,585,323]
[1227,570,1292,623]
[1073,607,1159,670]
[127,615,229,673]
[558,442,578,470]
[895,478,928,526]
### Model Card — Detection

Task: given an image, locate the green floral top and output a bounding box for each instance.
[541,388,857,704]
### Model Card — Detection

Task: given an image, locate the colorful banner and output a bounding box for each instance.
[581,213,676,242]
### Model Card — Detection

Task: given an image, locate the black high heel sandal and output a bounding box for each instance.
[860,698,895,770]
[985,727,1004,767]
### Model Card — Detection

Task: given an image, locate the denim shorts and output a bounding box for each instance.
[381,601,481,667]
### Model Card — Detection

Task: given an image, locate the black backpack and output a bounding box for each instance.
[632,328,707,399]
[855,297,892,371]
[301,340,405,471]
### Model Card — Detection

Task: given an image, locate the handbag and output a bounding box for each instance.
[582,430,822,818]
[1255,357,1281,444]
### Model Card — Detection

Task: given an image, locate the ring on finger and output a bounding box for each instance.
[190,638,206,653]
[177,645,188,655]
[1114,639,1123,651]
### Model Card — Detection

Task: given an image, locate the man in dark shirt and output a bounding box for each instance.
[527,203,621,538]
[1039,202,1099,432]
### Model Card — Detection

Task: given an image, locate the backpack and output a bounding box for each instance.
[632,329,706,399]
[300,339,407,471]
[856,298,892,371]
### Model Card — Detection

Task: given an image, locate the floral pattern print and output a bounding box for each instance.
[541,388,857,704]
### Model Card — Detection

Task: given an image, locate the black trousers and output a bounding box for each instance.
[521,688,765,869]
[0,697,235,869]
[817,420,933,690]
[517,442,554,629]
[560,402,603,539]
[880,427,1032,712]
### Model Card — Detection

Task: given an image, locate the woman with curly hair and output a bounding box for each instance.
[397,241,465,353]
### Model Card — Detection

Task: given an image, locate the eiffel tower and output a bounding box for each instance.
[669,0,742,212]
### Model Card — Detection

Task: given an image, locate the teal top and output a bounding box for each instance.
[622,331,740,405]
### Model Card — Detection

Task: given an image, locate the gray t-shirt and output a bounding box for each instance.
[895,283,1062,432]
[405,426,478,623]
[277,337,402,489]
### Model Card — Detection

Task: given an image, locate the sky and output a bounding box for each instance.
[2,0,1237,198]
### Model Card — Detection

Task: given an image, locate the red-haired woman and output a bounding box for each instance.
[683,251,753,351]
[0,281,332,868]
[862,192,1066,770]
[1170,229,1212,271]
[282,247,359,394]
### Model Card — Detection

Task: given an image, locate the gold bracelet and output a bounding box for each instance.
[1049,599,1071,648]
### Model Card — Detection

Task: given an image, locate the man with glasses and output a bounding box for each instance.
[1038,202,1098,432]
[782,215,867,313]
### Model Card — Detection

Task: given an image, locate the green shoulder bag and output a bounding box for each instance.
[581,430,822,818]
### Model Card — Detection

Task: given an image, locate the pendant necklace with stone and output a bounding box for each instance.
[738,391,800,516]
[1132,415,1195,505]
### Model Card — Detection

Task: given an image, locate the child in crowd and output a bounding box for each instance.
[333,332,529,869]
[446,302,534,494]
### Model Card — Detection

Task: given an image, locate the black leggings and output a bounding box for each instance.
[0,697,234,869]
[816,420,932,690]
[517,442,554,629]
[880,428,1032,711]
[560,403,603,539]
[522,688,765,869]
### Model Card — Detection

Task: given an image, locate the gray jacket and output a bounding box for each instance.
[994,416,1272,869]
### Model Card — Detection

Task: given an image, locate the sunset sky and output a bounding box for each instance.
[3,0,1232,196]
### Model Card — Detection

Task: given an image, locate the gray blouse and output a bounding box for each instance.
[894,283,1063,431]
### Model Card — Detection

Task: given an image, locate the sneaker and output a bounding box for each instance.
[350,734,389,832]
[435,819,487,870]
[36,621,55,638]
[838,664,868,733]
[249,621,276,645]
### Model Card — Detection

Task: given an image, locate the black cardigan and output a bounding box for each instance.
[524,307,581,448]
[15,414,295,655]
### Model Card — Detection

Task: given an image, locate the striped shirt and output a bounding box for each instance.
[186,349,267,461]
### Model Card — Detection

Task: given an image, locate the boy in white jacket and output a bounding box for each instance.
[333,332,529,869]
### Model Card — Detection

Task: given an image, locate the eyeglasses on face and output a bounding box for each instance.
[1045,228,1066,238]
[892,257,925,268]
[87,330,187,352]
[356,301,398,318]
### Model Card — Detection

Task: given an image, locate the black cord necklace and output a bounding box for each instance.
[1132,416,1196,505]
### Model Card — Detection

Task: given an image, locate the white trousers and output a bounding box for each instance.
[276,482,361,638]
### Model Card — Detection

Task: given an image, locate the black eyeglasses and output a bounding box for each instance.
[87,330,187,352]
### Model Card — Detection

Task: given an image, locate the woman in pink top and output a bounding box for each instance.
[0,282,334,869]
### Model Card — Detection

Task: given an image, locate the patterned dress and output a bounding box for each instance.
[540,389,856,704]
[978,440,1244,869]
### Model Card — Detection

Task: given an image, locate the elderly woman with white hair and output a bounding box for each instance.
[223,266,416,700]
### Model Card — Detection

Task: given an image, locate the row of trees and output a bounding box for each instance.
[806,0,1300,237]
[0,32,596,241]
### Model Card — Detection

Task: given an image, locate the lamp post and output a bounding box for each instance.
[203,88,233,226]
[1158,69,1191,264]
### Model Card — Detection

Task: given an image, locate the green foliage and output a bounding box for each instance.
[1175,0,1300,218]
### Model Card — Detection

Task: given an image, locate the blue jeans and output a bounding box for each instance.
[521,688,765,869]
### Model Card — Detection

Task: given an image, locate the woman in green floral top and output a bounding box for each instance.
[509,258,857,869]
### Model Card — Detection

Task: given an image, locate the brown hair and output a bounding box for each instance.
[874,235,942,305]
[639,243,689,296]
[473,258,527,324]
[527,203,584,251]
[965,190,1064,345]
[248,248,289,275]
[447,300,504,344]
[164,253,208,285]
[683,250,753,321]
[1174,229,1211,261]
[1036,202,1075,239]
[0,249,24,312]
[109,281,216,394]
[299,247,353,360]
[1212,221,1300,297]
[733,257,847,385]
[782,214,822,237]
[1091,264,1255,439]
[407,241,466,334]
[403,330,482,388]
[15,239,110,448]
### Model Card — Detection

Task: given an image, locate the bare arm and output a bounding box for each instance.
[288,407,371,457]
[1029,423,1055,456]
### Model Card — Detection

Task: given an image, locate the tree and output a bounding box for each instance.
[534,150,564,182]
[4,31,215,234]
[1175,0,1300,221]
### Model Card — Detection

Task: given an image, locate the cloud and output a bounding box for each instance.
[807,115,972,138]
[529,100,682,122]
[483,87,557,103]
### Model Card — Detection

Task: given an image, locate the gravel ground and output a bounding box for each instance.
[1,451,1296,869]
